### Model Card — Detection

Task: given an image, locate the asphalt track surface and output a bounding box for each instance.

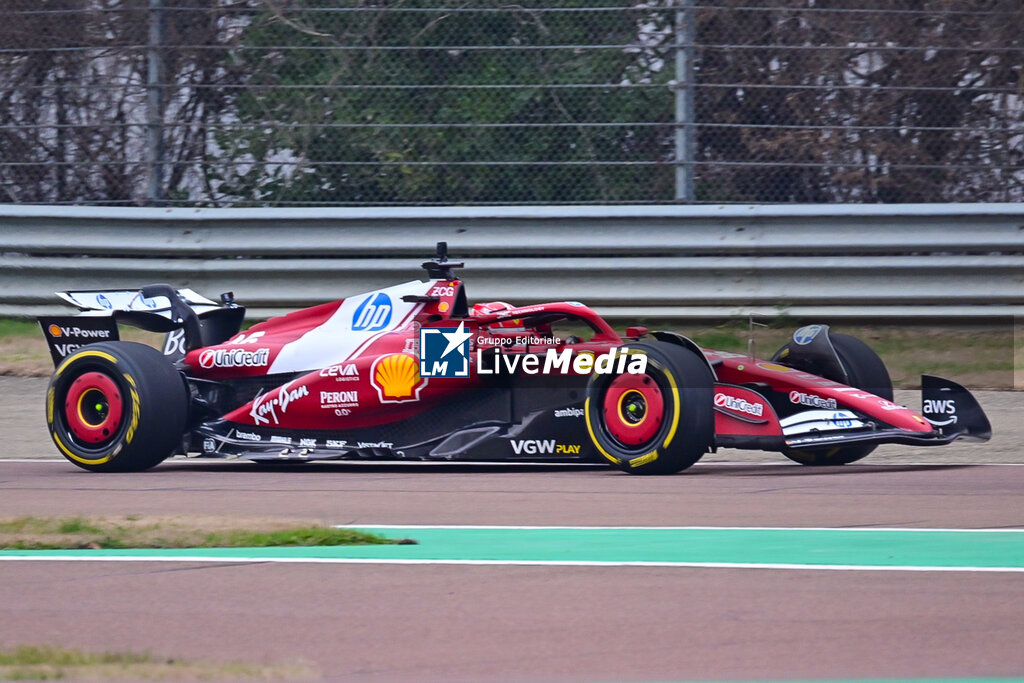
[1,377,1023,682]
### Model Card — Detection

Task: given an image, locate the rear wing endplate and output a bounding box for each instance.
[39,285,244,366]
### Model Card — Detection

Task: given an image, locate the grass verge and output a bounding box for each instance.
[0,319,163,377]
[1,317,1019,389]
[0,645,314,680]
[0,515,413,550]
[668,321,1021,390]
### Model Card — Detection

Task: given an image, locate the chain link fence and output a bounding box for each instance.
[1,1,1022,206]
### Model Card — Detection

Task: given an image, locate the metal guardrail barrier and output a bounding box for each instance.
[1,204,1022,320]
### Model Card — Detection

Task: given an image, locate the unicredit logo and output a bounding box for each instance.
[199,347,270,369]
[789,390,837,410]
[714,392,764,416]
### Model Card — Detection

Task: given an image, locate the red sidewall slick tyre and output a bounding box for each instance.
[783,333,894,466]
[586,341,714,475]
[46,342,188,472]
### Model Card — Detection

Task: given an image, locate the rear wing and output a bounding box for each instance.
[39,284,245,366]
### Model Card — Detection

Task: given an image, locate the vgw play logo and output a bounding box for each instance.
[419,322,472,378]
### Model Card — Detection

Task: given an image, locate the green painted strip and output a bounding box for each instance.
[1,528,1023,570]
[686,679,1022,683]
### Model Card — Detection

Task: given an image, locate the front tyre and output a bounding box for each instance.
[46,342,188,472]
[586,342,714,474]
[783,333,893,466]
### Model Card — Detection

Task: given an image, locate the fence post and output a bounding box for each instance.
[145,0,166,205]
[674,0,696,202]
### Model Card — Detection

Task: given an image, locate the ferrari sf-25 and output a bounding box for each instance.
[39,244,990,474]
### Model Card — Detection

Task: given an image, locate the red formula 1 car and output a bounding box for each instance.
[40,243,991,474]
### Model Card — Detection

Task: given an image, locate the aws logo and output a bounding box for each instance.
[923,398,957,427]
[371,353,427,403]
[923,399,956,415]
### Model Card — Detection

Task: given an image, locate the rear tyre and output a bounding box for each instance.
[46,342,188,472]
[783,333,893,466]
[586,341,713,474]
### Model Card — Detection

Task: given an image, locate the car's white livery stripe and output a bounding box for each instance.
[268,280,429,374]
[344,293,427,363]
[780,409,866,436]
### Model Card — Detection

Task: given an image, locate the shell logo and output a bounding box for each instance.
[371,353,427,403]
[756,362,794,373]
[48,324,62,337]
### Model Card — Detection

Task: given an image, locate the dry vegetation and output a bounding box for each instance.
[0,645,315,680]
[0,320,164,377]
[0,515,407,550]
[2,319,1019,388]
[671,321,1022,390]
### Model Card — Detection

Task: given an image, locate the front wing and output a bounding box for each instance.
[716,374,991,452]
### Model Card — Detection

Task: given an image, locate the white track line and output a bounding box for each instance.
[0,459,563,465]
[0,555,1022,572]
[4,458,1024,466]
[334,524,1024,532]
[0,458,68,463]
